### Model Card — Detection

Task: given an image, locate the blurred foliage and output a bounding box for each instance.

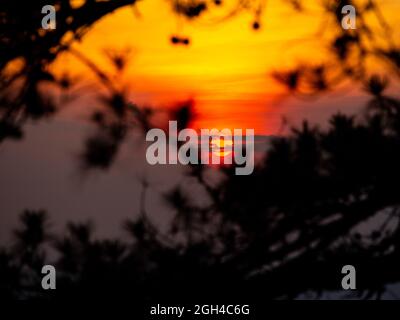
[1,0,400,300]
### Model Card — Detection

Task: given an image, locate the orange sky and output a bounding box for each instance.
[53,0,400,134]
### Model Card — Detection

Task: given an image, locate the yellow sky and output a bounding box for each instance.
[53,0,400,134]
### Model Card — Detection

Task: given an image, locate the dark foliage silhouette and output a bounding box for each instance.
[2,88,400,299]
[1,0,400,300]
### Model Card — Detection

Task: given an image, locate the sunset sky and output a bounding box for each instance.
[51,0,400,134]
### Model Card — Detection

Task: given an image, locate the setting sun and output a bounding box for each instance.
[210,136,234,157]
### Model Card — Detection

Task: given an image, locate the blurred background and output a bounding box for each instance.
[1,0,400,300]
